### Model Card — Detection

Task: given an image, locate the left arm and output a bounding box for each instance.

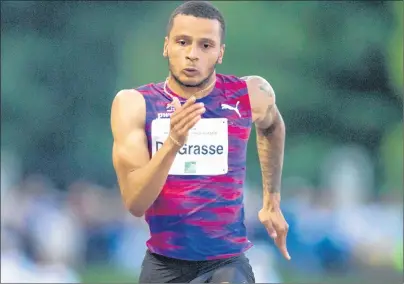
[242,75,290,260]
[242,75,285,209]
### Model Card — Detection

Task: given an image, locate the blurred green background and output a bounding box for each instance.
[1,1,403,283]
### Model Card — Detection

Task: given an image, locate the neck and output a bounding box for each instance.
[166,71,216,99]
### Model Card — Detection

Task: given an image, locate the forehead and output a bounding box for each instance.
[170,14,221,41]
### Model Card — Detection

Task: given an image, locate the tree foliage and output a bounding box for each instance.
[1,1,402,191]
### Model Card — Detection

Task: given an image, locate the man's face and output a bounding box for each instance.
[164,15,225,88]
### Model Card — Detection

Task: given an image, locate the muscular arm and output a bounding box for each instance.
[242,76,286,209]
[111,90,180,217]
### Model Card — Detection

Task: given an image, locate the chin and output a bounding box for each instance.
[180,77,202,87]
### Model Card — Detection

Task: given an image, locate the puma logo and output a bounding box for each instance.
[157,102,175,119]
[221,101,241,118]
[166,103,175,112]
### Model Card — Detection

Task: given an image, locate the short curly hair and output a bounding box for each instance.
[166,1,226,43]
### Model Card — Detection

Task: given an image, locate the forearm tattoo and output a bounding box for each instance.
[256,82,284,195]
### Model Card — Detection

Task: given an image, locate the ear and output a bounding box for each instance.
[217,44,225,64]
[163,36,169,58]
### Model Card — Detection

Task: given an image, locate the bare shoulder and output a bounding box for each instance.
[241,75,276,103]
[112,89,145,115]
[240,75,276,116]
[111,89,146,140]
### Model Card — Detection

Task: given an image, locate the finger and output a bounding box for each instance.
[262,219,277,239]
[181,102,205,118]
[172,95,196,113]
[276,231,291,260]
[267,227,277,239]
[181,95,197,109]
[182,114,202,131]
[171,97,182,111]
[176,106,205,129]
[278,241,291,260]
[171,102,205,126]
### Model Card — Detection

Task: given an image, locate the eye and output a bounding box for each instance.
[178,40,186,46]
[203,43,211,49]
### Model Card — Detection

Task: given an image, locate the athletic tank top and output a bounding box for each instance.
[136,73,253,261]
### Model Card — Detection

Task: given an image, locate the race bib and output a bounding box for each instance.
[151,118,229,175]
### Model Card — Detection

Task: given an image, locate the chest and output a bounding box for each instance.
[151,96,251,126]
[150,115,251,176]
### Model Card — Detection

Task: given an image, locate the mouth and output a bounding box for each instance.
[183,67,198,75]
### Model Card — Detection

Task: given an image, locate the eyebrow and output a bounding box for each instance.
[200,38,216,44]
[173,34,192,40]
[173,35,216,44]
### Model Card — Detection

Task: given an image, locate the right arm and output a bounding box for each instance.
[111,90,203,217]
[111,89,180,217]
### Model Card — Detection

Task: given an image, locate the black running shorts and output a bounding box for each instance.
[138,250,255,283]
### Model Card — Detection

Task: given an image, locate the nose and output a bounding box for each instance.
[186,44,199,61]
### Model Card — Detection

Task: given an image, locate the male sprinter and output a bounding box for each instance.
[111,1,290,283]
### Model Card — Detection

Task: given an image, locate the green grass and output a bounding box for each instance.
[79,265,139,283]
[279,266,402,284]
[79,264,402,284]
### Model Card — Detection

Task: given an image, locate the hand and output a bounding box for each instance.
[258,201,291,260]
[169,96,205,146]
